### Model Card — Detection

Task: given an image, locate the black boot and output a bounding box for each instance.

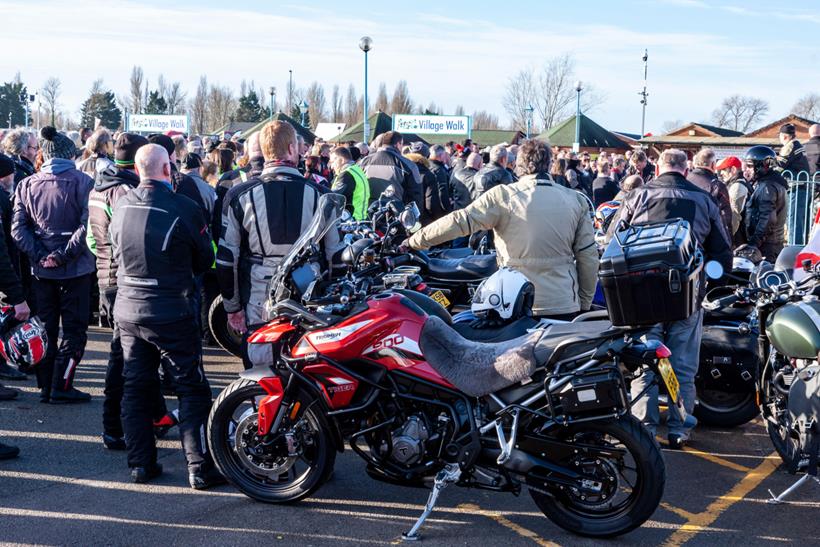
[189,466,226,490]
[50,387,92,404]
[0,362,26,381]
[131,463,163,484]
[0,383,19,401]
[0,440,20,460]
[103,434,127,451]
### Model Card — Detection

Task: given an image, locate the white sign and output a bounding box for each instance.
[127,114,189,133]
[393,114,471,136]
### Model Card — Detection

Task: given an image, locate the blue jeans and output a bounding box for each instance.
[630,309,702,436]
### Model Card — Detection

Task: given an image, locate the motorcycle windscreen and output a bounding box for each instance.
[267,193,347,303]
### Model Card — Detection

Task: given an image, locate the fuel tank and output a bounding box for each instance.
[765,299,820,359]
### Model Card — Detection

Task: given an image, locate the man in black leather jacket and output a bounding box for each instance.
[472,144,513,199]
[110,144,220,489]
[686,148,733,238]
[744,147,788,261]
[449,152,482,210]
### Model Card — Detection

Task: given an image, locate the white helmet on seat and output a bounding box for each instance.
[471,267,534,320]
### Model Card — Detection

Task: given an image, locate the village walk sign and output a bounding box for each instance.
[393,114,471,137]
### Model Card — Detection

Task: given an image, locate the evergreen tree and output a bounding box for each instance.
[80,81,122,129]
[235,90,266,122]
[144,90,168,114]
[291,104,310,128]
[0,80,28,127]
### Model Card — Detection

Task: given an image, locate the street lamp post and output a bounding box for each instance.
[299,100,309,128]
[525,104,534,139]
[639,49,649,138]
[288,70,293,115]
[269,86,276,121]
[359,36,373,143]
[574,81,583,153]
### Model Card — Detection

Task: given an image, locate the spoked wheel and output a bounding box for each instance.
[694,387,759,428]
[529,416,665,538]
[207,379,335,503]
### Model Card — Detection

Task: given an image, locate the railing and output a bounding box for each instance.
[784,170,820,246]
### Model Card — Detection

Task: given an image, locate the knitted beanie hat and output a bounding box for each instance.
[39,126,77,161]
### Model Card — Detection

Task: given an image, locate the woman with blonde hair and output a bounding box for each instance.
[76,128,113,176]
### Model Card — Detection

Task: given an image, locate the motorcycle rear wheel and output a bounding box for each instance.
[694,388,759,428]
[529,415,664,538]
[207,379,335,503]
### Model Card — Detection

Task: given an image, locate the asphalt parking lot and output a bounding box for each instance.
[0,327,818,546]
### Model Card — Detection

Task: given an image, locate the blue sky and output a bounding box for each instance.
[1,0,818,134]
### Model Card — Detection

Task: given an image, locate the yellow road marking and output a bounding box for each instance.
[679,446,752,473]
[659,502,697,521]
[457,503,560,547]
[662,452,780,547]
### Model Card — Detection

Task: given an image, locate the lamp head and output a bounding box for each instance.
[359,36,373,52]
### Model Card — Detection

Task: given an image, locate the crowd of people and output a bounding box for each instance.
[0,115,818,480]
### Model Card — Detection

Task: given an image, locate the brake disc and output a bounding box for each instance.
[234,413,296,478]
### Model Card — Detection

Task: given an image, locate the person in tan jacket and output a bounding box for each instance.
[407,139,598,319]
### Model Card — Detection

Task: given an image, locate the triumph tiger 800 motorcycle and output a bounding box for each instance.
[206,194,686,540]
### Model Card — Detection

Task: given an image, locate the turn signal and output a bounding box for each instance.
[655,344,672,359]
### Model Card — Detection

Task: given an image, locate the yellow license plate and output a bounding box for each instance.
[430,290,451,309]
[658,358,680,404]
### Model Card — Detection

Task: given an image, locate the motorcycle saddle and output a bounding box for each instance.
[452,317,540,343]
[420,316,542,397]
[426,255,498,281]
[430,247,475,260]
[531,320,615,367]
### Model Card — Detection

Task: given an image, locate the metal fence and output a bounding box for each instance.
[784,170,820,246]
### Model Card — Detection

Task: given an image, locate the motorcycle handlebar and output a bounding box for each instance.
[702,293,741,311]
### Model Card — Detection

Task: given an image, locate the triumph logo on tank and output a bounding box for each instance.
[307,320,373,346]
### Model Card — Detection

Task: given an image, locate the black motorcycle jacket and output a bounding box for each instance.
[744,172,788,248]
[686,167,733,239]
[110,179,214,324]
[614,172,733,296]
[473,162,513,199]
[87,166,139,289]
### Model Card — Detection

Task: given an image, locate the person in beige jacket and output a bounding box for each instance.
[407,139,598,319]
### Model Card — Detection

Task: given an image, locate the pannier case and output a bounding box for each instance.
[599,219,702,326]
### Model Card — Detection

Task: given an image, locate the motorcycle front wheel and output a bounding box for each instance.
[529,415,664,538]
[207,379,335,503]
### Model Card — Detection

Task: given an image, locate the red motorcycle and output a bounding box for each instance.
[207,195,678,539]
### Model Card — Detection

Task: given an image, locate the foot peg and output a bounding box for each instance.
[402,463,461,541]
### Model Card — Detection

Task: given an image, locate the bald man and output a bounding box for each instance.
[806,124,820,178]
[110,143,220,488]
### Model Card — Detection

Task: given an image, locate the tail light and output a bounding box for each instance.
[655,344,672,359]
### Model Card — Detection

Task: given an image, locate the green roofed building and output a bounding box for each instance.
[241,112,317,145]
[537,114,631,152]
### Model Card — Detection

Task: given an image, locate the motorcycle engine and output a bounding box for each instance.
[390,415,429,466]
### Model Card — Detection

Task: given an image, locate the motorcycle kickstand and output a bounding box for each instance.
[402,463,462,542]
[768,435,819,505]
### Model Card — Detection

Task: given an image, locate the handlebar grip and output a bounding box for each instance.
[703,293,740,311]
[387,255,411,268]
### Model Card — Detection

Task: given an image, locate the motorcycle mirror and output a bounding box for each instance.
[400,204,421,233]
[704,261,724,280]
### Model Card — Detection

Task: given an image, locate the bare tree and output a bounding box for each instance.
[791,93,820,122]
[390,80,413,115]
[711,95,769,133]
[189,76,209,134]
[41,77,61,126]
[503,54,605,133]
[330,85,342,122]
[424,102,442,115]
[502,68,537,132]
[206,84,237,131]
[344,84,359,126]
[374,83,389,113]
[472,110,500,130]
[304,81,327,129]
[454,105,465,116]
[660,119,684,134]
[165,82,187,115]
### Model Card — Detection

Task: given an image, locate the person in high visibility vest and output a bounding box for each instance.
[330,146,370,220]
